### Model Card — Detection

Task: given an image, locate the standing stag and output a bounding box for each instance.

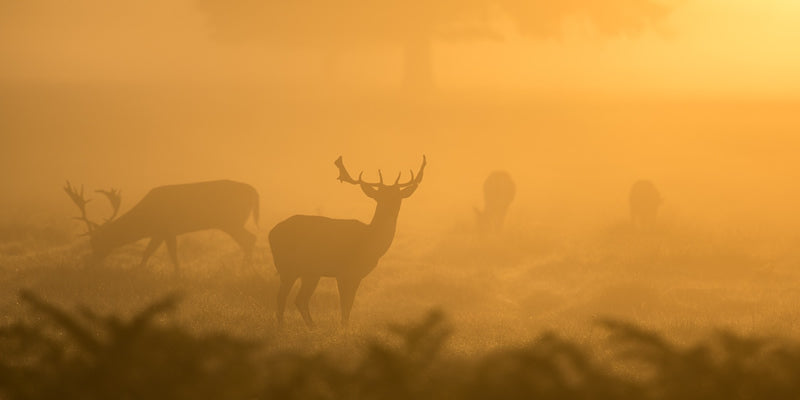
[65,180,259,270]
[629,180,662,230]
[475,171,516,234]
[269,155,426,327]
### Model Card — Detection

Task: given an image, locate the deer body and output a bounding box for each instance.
[271,215,395,278]
[475,170,515,234]
[269,156,424,327]
[67,180,259,269]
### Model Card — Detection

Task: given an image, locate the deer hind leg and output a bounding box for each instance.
[165,236,179,272]
[295,275,321,328]
[276,275,298,324]
[337,278,362,326]
[226,227,256,266]
[140,237,164,268]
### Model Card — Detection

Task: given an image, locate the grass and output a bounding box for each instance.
[2,216,800,398]
[2,216,798,342]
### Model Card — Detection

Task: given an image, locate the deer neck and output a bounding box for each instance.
[95,213,148,251]
[367,201,401,257]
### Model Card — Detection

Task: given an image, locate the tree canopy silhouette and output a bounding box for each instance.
[194,0,673,91]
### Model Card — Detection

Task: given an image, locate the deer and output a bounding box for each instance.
[474,170,516,234]
[269,155,426,327]
[64,180,259,271]
[629,179,662,231]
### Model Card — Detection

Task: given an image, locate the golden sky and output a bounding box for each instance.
[1,0,799,98]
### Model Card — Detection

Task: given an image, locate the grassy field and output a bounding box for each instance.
[2,212,799,345]
[3,84,800,397]
[3,215,800,398]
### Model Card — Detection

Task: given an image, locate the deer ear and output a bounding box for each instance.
[360,183,378,199]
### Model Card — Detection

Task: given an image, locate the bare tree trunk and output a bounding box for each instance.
[402,33,434,93]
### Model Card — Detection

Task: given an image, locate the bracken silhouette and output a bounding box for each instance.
[3,291,800,400]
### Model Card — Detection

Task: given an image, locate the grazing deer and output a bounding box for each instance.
[65,180,259,270]
[269,156,426,327]
[474,171,516,234]
[629,180,662,231]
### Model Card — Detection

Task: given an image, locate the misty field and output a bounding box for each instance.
[3,84,800,398]
[3,212,800,398]
[5,212,800,340]
[5,0,800,396]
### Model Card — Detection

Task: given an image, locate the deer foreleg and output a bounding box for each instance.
[276,275,297,324]
[225,227,256,266]
[296,276,320,328]
[140,238,164,268]
[165,236,179,271]
[337,278,362,326]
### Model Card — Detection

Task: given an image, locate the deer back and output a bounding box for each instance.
[93,180,258,251]
[269,215,384,277]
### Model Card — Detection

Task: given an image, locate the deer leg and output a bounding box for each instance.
[295,275,320,328]
[165,236,179,272]
[226,227,256,266]
[337,278,362,326]
[140,238,163,268]
[276,275,297,324]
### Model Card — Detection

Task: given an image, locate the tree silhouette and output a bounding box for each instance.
[194,0,673,91]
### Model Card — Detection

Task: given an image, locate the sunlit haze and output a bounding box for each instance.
[2,1,800,397]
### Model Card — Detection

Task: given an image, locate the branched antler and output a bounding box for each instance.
[334,156,359,185]
[64,181,97,235]
[335,156,426,188]
[64,182,122,235]
[95,188,121,223]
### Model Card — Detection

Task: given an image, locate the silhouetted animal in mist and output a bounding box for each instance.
[65,180,259,271]
[475,171,516,234]
[269,156,426,327]
[629,180,662,230]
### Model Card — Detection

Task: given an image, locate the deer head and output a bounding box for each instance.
[334,155,426,204]
[64,181,122,237]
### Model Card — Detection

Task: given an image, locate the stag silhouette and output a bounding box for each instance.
[269,156,426,327]
[65,180,259,271]
[475,171,516,234]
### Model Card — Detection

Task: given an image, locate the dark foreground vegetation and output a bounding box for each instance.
[1,291,798,400]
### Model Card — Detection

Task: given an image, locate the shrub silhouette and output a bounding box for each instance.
[2,291,800,399]
[469,332,638,400]
[0,290,261,400]
[601,319,800,400]
[259,309,452,400]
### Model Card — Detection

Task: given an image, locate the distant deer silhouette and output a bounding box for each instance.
[65,180,259,271]
[475,171,516,234]
[629,180,662,230]
[269,156,426,327]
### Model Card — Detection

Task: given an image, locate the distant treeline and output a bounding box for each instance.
[0,292,797,400]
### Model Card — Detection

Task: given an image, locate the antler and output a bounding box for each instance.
[335,156,384,187]
[397,155,426,188]
[95,188,121,223]
[64,182,122,235]
[64,181,97,235]
[335,155,426,188]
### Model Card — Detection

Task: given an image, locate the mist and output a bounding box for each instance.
[2,0,800,398]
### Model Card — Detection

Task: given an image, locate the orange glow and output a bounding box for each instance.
[3,1,800,395]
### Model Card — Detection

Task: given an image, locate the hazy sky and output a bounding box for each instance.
[1,0,799,97]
